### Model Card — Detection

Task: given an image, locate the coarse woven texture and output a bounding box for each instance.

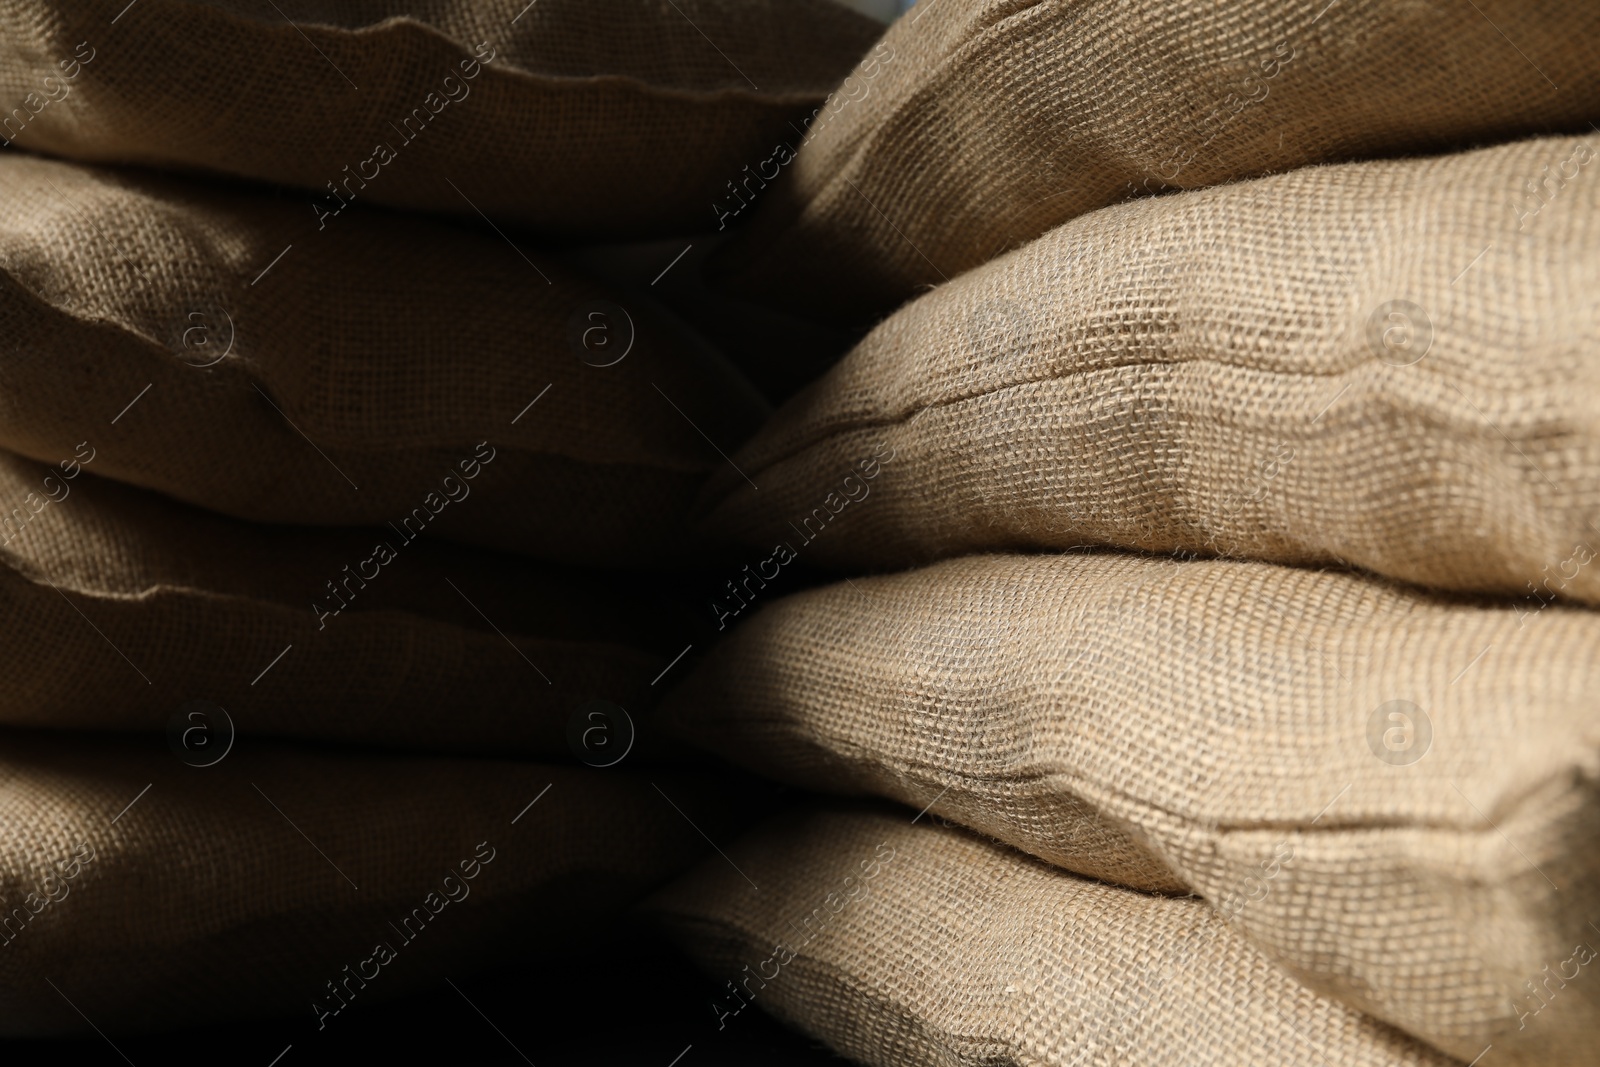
[0,449,699,755]
[648,804,1459,1067]
[0,0,883,237]
[661,553,1600,1065]
[712,0,1600,323]
[0,155,769,565]
[0,732,738,1034]
[701,135,1600,604]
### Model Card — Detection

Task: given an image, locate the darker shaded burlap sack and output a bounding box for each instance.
[0,731,738,1033]
[0,449,702,756]
[648,804,1457,1067]
[702,136,1600,604]
[713,0,1600,322]
[0,0,882,237]
[0,155,768,565]
[662,553,1600,1065]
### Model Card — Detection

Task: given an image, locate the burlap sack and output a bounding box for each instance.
[0,0,882,237]
[0,448,705,756]
[701,135,1600,604]
[713,0,1600,322]
[662,553,1600,1065]
[649,804,1458,1067]
[0,155,769,565]
[0,731,741,1033]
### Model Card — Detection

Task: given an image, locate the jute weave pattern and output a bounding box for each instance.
[0,450,693,754]
[0,155,768,564]
[713,0,1600,321]
[702,136,1600,604]
[0,734,737,1034]
[663,553,1600,1064]
[0,0,883,236]
[649,805,1458,1067]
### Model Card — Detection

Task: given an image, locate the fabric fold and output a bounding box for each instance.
[663,552,1600,1064]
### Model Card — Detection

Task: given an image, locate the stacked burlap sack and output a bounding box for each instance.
[714,0,1600,326]
[6,0,1600,1060]
[647,2,1600,1065]
[0,0,884,1036]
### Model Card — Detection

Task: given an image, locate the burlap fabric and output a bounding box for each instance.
[701,136,1600,604]
[0,449,703,755]
[713,0,1600,322]
[0,731,740,1033]
[0,0,882,237]
[649,804,1458,1067]
[0,155,769,564]
[661,553,1600,1065]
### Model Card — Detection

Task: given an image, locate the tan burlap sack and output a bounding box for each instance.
[0,0,882,237]
[649,804,1458,1067]
[702,135,1600,604]
[0,155,769,565]
[0,731,740,1034]
[0,449,704,756]
[713,0,1600,322]
[662,553,1600,1065]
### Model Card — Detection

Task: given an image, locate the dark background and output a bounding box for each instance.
[2,930,844,1066]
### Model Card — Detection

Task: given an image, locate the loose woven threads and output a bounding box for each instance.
[0,448,700,754]
[0,0,884,236]
[0,734,741,1035]
[649,805,1458,1067]
[713,0,1600,322]
[0,155,769,564]
[703,136,1600,605]
[662,552,1600,1064]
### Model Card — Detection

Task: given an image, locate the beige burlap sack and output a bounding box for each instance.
[0,731,740,1033]
[713,0,1600,322]
[0,0,881,237]
[702,135,1600,604]
[662,553,1600,1065]
[0,155,768,565]
[649,804,1458,1067]
[0,448,704,756]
